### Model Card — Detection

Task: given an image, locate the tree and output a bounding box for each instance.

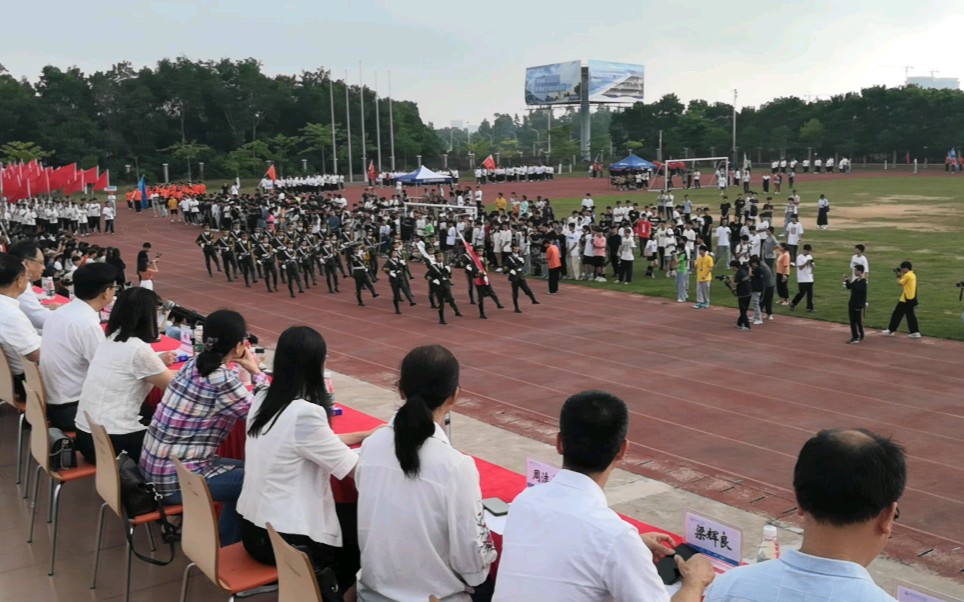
[1,141,54,163]
[299,122,334,172]
[798,118,826,150]
[162,141,212,180]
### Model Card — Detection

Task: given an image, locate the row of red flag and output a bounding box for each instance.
[1,160,110,202]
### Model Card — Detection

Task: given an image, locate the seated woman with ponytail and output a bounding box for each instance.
[355,345,496,602]
[237,326,371,589]
[140,309,266,546]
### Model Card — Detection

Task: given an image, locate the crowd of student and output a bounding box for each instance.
[0,251,910,600]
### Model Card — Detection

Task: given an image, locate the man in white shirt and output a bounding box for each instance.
[786,215,803,262]
[706,428,905,602]
[581,193,595,213]
[9,240,61,332]
[0,254,42,401]
[714,224,731,268]
[40,262,117,431]
[789,244,815,313]
[494,391,715,602]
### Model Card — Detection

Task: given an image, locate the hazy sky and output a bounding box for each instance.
[2,0,961,128]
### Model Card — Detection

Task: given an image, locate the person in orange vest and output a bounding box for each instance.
[544,236,562,294]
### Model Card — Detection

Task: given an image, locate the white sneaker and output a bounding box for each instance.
[752,319,764,325]
[908,332,922,338]
[595,277,607,282]
[767,315,774,320]
[881,329,894,335]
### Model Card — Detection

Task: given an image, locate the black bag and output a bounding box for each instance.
[117,451,179,566]
[48,428,76,471]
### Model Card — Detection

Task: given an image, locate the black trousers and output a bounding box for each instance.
[284,262,305,296]
[240,257,258,286]
[510,278,537,310]
[46,401,78,432]
[324,265,340,292]
[620,260,634,283]
[762,286,774,316]
[888,300,919,333]
[791,282,814,310]
[737,296,751,327]
[105,219,115,233]
[548,267,562,293]
[849,306,865,340]
[354,275,377,304]
[220,251,238,280]
[465,272,476,303]
[432,285,461,323]
[240,517,349,587]
[776,274,790,299]
[75,429,146,465]
[202,247,221,276]
[475,284,502,317]
[261,261,278,292]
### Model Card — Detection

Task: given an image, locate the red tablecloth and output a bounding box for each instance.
[152,334,182,352]
[33,286,70,306]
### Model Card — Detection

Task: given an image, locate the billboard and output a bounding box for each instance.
[525,61,582,105]
[588,60,645,103]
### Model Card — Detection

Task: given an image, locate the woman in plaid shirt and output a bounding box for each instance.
[140,309,266,545]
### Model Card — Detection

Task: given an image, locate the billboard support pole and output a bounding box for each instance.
[580,64,591,162]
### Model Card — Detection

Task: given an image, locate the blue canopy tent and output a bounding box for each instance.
[394,165,454,185]
[610,154,656,171]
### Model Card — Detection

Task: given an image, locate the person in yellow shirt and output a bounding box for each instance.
[693,245,714,308]
[494,193,507,214]
[882,261,920,338]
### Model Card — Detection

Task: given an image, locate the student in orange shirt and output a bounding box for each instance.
[776,243,791,304]
[544,237,562,294]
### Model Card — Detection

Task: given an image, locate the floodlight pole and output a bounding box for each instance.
[329,73,338,175]
[731,89,738,171]
[345,69,353,182]
[359,61,367,176]
[375,71,382,172]
[579,64,591,162]
[547,108,552,155]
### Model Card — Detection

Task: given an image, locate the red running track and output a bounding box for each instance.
[90,174,961,578]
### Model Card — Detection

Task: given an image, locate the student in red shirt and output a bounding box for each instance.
[634,218,652,259]
[544,237,562,294]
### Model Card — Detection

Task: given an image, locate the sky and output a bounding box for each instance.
[1,0,961,129]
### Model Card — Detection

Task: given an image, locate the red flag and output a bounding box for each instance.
[50,163,76,190]
[459,233,486,275]
[82,166,99,186]
[265,164,277,181]
[482,154,496,171]
[905,151,911,164]
[367,160,378,182]
[94,169,109,191]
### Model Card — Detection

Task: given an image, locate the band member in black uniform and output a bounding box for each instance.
[256,237,279,293]
[321,237,340,293]
[280,241,305,298]
[457,246,479,305]
[349,247,379,306]
[216,229,239,282]
[299,240,318,288]
[383,250,416,314]
[474,253,504,319]
[392,241,417,306]
[363,234,379,281]
[425,252,462,325]
[236,231,258,287]
[195,224,222,277]
[506,243,540,313]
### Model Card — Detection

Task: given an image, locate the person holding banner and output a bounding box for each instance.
[466,245,504,319]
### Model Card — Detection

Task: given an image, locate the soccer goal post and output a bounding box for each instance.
[649,156,730,192]
[403,201,478,220]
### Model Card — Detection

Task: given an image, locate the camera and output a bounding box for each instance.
[956,281,964,288]
[893,267,902,276]
[714,274,730,282]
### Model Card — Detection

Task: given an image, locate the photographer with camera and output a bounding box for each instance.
[881,261,920,338]
[844,265,867,343]
[789,244,815,313]
[730,260,753,331]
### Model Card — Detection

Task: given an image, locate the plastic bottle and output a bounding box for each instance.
[755,525,780,563]
[193,324,204,356]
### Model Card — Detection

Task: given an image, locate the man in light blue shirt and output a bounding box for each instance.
[705,428,905,602]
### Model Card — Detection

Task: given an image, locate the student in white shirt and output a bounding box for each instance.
[0,254,42,401]
[789,244,815,312]
[494,391,715,602]
[356,345,496,602]
[237,326,371,590]
[74,288,177,464]
[40,262,117,431]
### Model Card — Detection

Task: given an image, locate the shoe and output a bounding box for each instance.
[410,302,417,306]
[479,314,487,319]
[455,312,463,317]
[908,332,922,338]
[395,309,402,315]
[767,315,774,320]
[677,299,685,303]
[806,308,814,313]
[752,319,764,325]
[738,326,751,331]
[859,334,864,341]
[881,329,894,335]
[439,320,448,325]
[497,304,505,309]
[595,277,607,282]
[847,338,860,344]
[372,293,380,298]
[789,304,796,312]
[532,300,540,305]
[692,304,703,309]
[514,309,522,313]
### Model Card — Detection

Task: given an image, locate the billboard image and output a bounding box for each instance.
[588,60,645,103]
[525,61,582,105]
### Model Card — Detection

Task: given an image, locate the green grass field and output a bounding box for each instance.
[549,173,964,340]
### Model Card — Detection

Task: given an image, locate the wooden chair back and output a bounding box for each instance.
[25,386,50,472]
[172,457,221,585]
[268,523,323,602]
[20,357,45,402]
[0,351,15,405]
[86,414,123,517]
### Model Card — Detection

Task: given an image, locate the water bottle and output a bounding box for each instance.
[755,525,780,563]
[193,324,204,355]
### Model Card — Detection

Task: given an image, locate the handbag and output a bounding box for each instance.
[117,451,179,565]
[48,428,77,471]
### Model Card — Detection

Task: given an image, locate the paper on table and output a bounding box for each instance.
[484,509,508,535]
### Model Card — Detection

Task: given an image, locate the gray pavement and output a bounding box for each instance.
[330,369,964,600]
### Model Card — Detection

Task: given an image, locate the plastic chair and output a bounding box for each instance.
[87,415,183,602]
[173,457,278,602]
[18,357,45,486]
[24,384,97,575]
[267,523,324,602]
[0,352,28,486]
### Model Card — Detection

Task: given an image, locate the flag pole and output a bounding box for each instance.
[359,61,367,182]
[345,68,353,183]
[375,71,382,172]
[329,72,338,175]
[388,70,396,171]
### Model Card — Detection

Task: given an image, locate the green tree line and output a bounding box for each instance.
[0,58,444,183]
[435,86,964,167]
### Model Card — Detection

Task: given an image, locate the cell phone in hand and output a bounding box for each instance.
[655,543,699,585]
[482,497,509,516]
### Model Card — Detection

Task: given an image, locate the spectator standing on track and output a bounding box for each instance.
[789,244,815,313]
[545,238,562,294]
[882,261,920,338]
[845,264,867,344]
[705,428,905,602]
